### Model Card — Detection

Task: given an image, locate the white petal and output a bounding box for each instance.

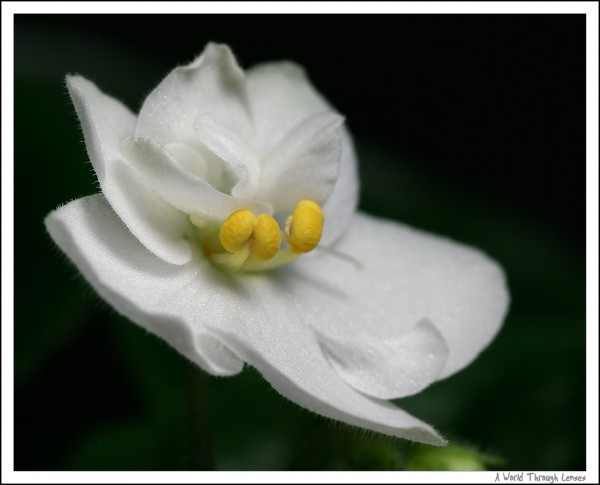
[66,75,134,181]
[257,112,344,214]
[45,194,243,376]
[208,321,445,445]
[247,60,359,242]
[246,61,334,155]
[293,212,509,384]
[124,138,271,220]
[194,116,261,199]
[103,160,193,265]
[164,143,211,180]
[317,319,449,400]
[135,43,252,148]
[45,195,445,444]
[164,143,238,194]
[320,127,360,245]
[66,75,192,265]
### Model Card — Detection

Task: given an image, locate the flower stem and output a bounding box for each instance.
[186,367,215,470]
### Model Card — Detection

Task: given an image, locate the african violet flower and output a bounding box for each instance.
[45,43,509,445]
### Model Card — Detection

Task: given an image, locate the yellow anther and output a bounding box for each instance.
[249,214,281,261]
[285,199,324,254]
[218,210,281,262]
[219,209,256,254]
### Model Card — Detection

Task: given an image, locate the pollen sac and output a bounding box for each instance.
[250,214,281,261]
[285,199,324,254]
[219,209,281,261]
[219,210,256,254]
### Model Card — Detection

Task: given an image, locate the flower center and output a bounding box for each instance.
[202,199,324,273]
[219,210,281,261]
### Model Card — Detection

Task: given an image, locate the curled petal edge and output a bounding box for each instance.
[44,194,243,375]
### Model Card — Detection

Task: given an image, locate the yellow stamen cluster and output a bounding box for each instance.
[219,210,281,261]
[212,199,325,272]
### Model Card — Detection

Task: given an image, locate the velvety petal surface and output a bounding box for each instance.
[45,195,244,376]
[45,195,447,445]
[66,75,192,265]
[292,213,510,382]
[213,213,507,403]
[258,112,344,214]
[246,61,334,155]
[135,43,253,149]
[316,318,449,400]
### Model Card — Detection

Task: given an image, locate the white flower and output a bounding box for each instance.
[45,43,509,446]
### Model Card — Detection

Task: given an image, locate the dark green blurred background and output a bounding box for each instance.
[14,14,586,471]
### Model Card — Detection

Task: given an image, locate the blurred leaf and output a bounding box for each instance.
[404,443,503,471]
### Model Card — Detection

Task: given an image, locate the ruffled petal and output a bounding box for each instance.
[135,43,253,148]
[45,195,445,444]
[123,138,271,220]
[257,112,344,214]
[207,321,445,445]
[66,75,193,265]
[45,194,243,376]
[292,213,509,384]
[246,61,334,156]
[317,318,449,400]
